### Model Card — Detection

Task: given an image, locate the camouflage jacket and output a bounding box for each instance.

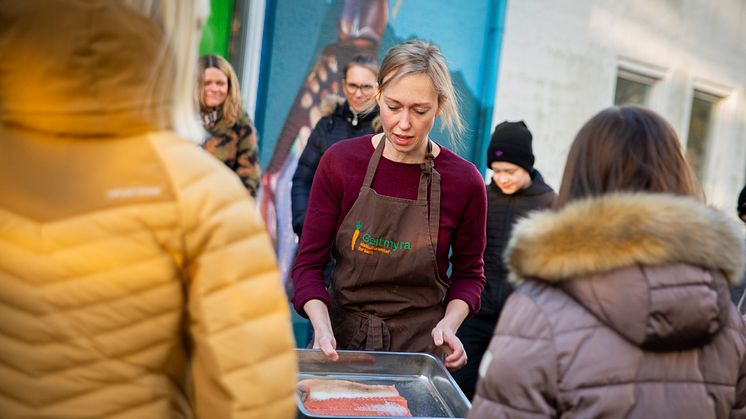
[201,108,261,197]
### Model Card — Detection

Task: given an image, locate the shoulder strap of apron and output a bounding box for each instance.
[419,141,441,250]
[362,137,385,188]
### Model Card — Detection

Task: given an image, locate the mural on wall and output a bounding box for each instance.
[256,0,501,294]
[258,0,389,295]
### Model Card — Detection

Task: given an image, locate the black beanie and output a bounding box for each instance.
[487,120,534,172]
[738,184,746,219]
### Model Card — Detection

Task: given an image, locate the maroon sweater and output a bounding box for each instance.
[291,135,487,316]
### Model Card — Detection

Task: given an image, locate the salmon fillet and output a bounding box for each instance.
[298,379,412,417]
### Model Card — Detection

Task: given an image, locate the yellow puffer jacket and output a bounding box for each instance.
[0,1,297,418]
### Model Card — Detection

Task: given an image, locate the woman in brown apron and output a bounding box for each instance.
[292,40,487,371]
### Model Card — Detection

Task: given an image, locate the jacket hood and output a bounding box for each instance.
[506,192,745,350]
[0,0,172,137]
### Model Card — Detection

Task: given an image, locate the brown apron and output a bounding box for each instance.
[329,137,447,355]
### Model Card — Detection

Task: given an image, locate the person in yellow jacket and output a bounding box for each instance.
[0,1,297,418]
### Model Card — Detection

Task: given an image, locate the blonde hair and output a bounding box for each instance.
[198,54,244,127]
[119,0,209,142]
[377,39,465,149]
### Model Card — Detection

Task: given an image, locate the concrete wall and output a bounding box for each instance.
[493,0,746,213]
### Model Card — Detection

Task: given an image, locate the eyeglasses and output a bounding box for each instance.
[344,82,375,95]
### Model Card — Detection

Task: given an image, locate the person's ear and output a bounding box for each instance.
[437,96,447,116]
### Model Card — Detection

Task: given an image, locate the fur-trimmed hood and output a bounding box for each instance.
[506,192,745,349]
[507,192,745,285]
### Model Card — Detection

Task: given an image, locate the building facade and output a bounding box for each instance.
[492,0,746,211]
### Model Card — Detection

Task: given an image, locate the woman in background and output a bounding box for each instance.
[291,55,380,238]
[0,1,296,418]
[469,105,746,418]
[198,54,261,197]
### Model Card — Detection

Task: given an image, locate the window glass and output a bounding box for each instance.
[686,92,717,180]
[614,77,650,105]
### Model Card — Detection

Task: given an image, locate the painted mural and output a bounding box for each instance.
[255,0,503,298]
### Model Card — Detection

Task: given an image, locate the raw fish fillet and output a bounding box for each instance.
[298,379,412,417]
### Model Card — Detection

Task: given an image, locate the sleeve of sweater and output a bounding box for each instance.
[468,289,558,419]
[291,120,327,237]
[445,166,487,315]
[291,147,343,316]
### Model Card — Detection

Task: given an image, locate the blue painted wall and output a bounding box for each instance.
[257,0,507,168]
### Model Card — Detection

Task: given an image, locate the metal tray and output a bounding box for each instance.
[296,349,471,419]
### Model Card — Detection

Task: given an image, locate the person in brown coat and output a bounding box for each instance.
[469,105,746,418]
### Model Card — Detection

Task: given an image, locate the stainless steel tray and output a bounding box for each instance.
[296,349,471,419]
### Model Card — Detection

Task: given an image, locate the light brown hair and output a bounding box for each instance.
[343,55,379,81]
[556,105,702,208]
[197,54,243,127]
[377,39,465,149]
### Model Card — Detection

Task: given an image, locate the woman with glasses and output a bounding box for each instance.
[291,55,380,237]
[292,40,487,371]
[198,54,261,197]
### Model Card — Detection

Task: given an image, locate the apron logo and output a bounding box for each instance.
[351,221,362,250]
[352,221,412,255]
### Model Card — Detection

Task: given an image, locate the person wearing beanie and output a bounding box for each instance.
[486,120,535,175]
[452,120,556,401]
[738,184,746,222]
[733,184,746,308]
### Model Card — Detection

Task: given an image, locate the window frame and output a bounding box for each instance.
[613,58,667,107]
[684,84,727,184]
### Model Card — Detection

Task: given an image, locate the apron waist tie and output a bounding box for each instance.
[334,305,392,351]
[360,312,391,351]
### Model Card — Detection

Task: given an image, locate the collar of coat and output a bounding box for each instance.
[489,169,554,197]
[506,192,745,285]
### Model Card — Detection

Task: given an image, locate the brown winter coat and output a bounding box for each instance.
[469,193,746,419]
[0,1,296,418]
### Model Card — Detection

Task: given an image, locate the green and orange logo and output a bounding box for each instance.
[351,221,412,255]
[351,221,362,250]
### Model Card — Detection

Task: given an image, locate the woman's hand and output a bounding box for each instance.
[432,322,467,370]
[432,299,470,371]
[304,299,339,361]
[312,330,339,361]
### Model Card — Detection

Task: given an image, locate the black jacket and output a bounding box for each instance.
[480,170,556,318]
[291,100,378,236]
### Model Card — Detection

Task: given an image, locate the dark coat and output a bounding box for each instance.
[480,170,555,318]
[291,99,378,236]
[469,193,746,419]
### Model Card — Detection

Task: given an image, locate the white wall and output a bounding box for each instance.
[493,0,746,213]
